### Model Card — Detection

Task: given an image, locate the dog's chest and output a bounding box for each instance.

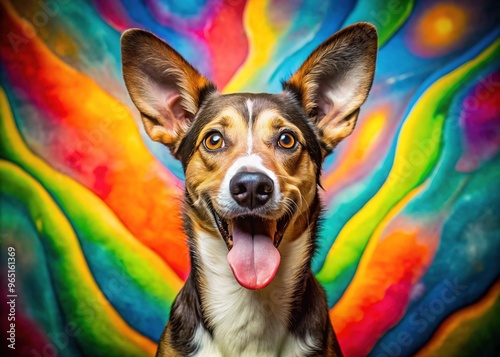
[194,232,317,356]
[195,294,288,356]
[193,324,317,357]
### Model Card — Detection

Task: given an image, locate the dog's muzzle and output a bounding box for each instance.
[207,171,291,290]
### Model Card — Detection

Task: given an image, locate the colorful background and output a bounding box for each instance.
[1,0,499,356]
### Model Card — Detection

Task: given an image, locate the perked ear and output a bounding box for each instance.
[121,29,216,157]
[283,23,378,155]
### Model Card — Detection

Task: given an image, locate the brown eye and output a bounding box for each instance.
[278,132,297,149]
[204,132,225,151]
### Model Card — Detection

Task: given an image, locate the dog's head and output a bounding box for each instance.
[121,24,377,290]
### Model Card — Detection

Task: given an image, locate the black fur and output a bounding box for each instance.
[122,23,377,357]
[162,274,202,356]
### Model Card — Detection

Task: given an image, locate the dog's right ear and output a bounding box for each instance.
[283,23,377,157]
[121,29,216,157]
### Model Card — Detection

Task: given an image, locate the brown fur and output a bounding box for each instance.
[121,22,377,357]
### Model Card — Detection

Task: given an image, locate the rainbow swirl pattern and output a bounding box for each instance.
[0,0,499,356]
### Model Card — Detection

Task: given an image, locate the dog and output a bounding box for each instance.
[121,22,377,357]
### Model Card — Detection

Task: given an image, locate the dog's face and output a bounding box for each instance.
[121,24,377,290]
[180,93,323,289]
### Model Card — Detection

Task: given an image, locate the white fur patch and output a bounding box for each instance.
[246,99,253,155]
[195,229,319,356]
[192,325,223,357]
[281,334,319,356]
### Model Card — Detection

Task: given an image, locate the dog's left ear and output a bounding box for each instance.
[283,23,378,155]
[121,29,216,157]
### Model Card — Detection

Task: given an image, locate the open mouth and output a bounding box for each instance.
[207,200,291,290]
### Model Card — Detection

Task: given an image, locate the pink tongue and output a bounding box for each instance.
[227,219,281,290]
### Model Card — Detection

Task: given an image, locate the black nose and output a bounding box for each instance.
[230,172,274,209]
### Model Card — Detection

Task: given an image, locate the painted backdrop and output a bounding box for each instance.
[1,0,499,356]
